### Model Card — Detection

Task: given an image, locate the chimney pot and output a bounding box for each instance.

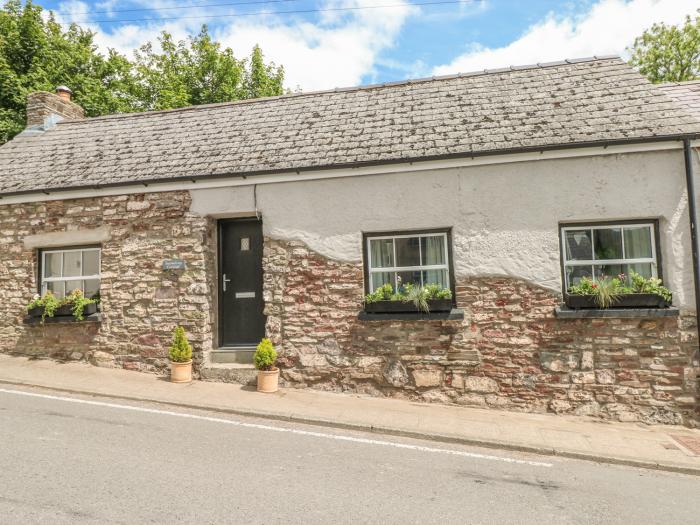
[55,85,73,101]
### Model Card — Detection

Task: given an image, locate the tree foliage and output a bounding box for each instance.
[132,29,284,110]
[629,13,700,83]
[0,0,285,144]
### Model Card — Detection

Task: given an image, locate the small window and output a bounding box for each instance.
[560,222,659,290]
[40,247,101,299]
[364,230,452,292]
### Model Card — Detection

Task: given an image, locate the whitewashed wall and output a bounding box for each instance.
[190,149,699,309]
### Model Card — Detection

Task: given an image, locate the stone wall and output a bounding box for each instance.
[1,193,698,426]
[0,192,216,372]
[263,238,700,426]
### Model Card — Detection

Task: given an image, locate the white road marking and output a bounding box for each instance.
[0,387,553,467]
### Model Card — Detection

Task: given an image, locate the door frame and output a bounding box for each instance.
[217,216,264,348]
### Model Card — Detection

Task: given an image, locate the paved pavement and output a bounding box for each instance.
[1,355,700,475]
[1,385,699,524]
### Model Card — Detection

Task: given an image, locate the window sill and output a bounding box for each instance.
[555,306,679,319]
[23,313,102,325]
[358,308,464,321]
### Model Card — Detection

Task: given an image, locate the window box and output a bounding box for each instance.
[564,293,670,309]
[364,298,453,314]
[27,302,99,319]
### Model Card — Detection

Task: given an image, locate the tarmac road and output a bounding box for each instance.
[0,386,698,524]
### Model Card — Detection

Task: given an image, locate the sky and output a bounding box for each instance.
[39,0,699,91]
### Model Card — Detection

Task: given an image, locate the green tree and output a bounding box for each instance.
[0,0,139,143]
[0,2,286,144]
[629,13,700,83]
[133,27,284,110]
[244,44,285,99]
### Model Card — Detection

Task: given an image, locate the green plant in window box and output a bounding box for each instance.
[26,291,62,322]
[630,272,672,303]
[364,283,453,313]
[25,289,97,322]
[364,283,394,304]
[567,272,672,308]
[402,283,430,313]
[65,289,96,321]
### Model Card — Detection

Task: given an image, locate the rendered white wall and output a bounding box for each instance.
[190,150,698,309]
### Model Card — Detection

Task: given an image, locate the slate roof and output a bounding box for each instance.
[658,80,700,120]
[1,56,700,196]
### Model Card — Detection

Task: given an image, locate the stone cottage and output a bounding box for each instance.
[1,56,699,426]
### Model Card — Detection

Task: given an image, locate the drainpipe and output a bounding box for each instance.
[683,139,700,343]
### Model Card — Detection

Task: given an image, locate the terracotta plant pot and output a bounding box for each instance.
[257,368,280,393]
[170,360,192,383]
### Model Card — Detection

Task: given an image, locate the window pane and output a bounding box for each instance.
[565,230,592,261]
[395,237,421,267]
[624,227,652,259]
[83,250,100,276]
[594,228,622,260]
[63,251,82,277]
[594,264,624,280]
[422,270,448,288]
[371,272,394,291]
[46,281,65,299]
[44,252,62,278]
[628,262,653,279]
[397,270,421,289]
[84,279,100,299]
[64,280,83,295]
[421,236,445,265]
[566,266,592,289]
[370,239,394,268]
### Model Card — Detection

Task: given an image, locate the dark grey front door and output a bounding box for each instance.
[219,218,265,347]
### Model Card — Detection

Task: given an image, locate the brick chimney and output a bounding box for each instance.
[26,86,84,128]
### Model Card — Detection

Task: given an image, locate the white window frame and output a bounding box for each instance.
[366,231,451,292]
[40,247,101,296]
[560,222,658,290]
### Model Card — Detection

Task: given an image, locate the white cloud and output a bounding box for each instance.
[55,0,416,91]
[214,3,415,90]
[433,0,699,75]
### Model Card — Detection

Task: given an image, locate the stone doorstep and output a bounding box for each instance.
[199,361,257,386]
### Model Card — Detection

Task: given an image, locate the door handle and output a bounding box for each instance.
[222,273,231,292]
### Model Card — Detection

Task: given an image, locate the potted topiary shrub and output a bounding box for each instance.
[169,326,193,383]
[254,338,279,393]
